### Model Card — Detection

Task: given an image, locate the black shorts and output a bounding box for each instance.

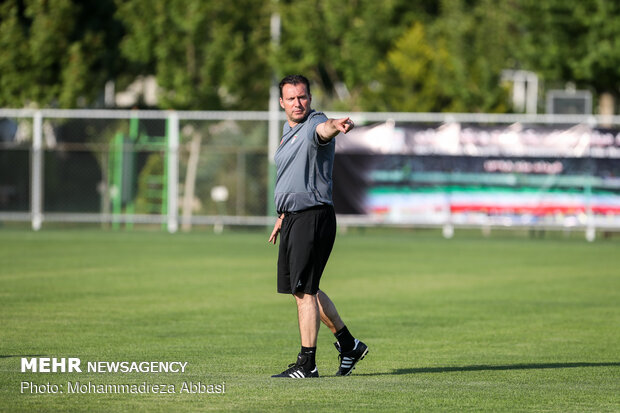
[277,205,336,295]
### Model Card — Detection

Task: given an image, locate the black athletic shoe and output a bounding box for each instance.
[271,354,319,379]
[334,339,369,376]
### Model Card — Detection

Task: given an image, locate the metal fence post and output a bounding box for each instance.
[267,9,281,218]
[31,111,43,231]
[167,112,179,233]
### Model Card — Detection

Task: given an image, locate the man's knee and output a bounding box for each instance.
[294,292,317,304]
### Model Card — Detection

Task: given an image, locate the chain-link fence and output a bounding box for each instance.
[1,109,620,239]
[0,110,273,231]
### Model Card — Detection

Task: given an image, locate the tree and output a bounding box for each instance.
[518,0,620,102]
[361,22,456,112]
[274,0,430,110]
[115,0,272,110]
[361,0,514,112]
[2,0,619,112]
[0,0,122,108]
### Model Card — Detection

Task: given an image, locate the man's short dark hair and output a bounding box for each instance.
[279,75,311,98]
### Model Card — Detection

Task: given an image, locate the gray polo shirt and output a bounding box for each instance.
[274,110,335,214]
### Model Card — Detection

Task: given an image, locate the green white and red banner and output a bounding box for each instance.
[333,122,620,228]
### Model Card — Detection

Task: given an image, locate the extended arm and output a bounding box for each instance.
[316,117,354,142]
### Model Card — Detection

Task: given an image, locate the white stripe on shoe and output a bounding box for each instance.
[341,357,354,367]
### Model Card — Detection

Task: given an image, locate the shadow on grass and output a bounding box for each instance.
[0,355,45,359]
[359,362,620,376]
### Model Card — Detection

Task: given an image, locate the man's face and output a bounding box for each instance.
[280,83,311,126]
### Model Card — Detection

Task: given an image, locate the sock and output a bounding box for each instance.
[299,346,316,369]
[335,326,355,353]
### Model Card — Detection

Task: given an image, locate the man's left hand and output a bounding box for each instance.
[335,117,354,134]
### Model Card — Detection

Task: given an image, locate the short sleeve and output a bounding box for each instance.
[306,111,329,146]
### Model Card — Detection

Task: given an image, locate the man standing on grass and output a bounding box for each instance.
[268,74,368,379]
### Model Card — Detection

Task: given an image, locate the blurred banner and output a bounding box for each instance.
[334,122,620,228]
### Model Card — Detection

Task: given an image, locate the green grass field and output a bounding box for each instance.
[1,228,619,412]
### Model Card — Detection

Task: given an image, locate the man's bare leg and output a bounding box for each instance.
[317,289,345,333]
[317,289,354,349]
[317,289,369,376]
[294,292,320,347]
[271,292,320,378]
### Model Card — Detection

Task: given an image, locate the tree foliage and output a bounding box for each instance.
[355,0,516,112]
[274,0,426,109]
[517,0,620,95]
[115,0,271,110]
[0,0,122,108]
[0,0,619,112]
